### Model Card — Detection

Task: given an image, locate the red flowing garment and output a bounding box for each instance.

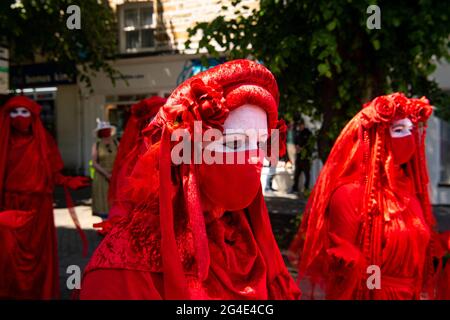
[79,60,300,300]
[108,96,166,220]
[289,93,441,300]
[0,96,79,299]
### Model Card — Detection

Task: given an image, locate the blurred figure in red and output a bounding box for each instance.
[107,96,166,218]
[93,96,166,235]
[0,96,89,299]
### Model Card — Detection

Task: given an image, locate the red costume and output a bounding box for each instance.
[107,96,166,221]
[0,96,88,299]
[79,59,300,300]
[290,93,443,299]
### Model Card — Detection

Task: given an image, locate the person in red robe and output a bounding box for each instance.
[289,93,445,299]
[79,59,300,300]
[105,96,166,224]
[0,96,89,299]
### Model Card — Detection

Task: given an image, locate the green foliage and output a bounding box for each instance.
[0,0,120,90]
[187,0,450,160]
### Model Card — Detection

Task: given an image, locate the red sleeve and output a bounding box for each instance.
[325,182,365,299]
[328,183,362,244]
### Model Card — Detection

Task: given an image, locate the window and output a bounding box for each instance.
[119,2,156,53]
[440,119,450,184]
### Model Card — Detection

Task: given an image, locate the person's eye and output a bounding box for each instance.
[393,126,404,133]
[224,140,242,150]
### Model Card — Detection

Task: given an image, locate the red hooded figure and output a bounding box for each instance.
[289,93,441,300]
[106,96,166,222]
[0,96,89,299]
[79,59,300,300]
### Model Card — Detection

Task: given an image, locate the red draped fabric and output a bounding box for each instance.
[0,96,63,299]
[108,96,166,220]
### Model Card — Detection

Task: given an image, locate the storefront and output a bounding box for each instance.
[77,53,207,176]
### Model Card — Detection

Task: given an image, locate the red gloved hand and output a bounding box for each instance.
[66,176,91,190]
[327,232,363,268]
[93,216,121,236]
[0,210,35,229]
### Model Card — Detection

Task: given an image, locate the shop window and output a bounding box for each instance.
[105,92,160,140]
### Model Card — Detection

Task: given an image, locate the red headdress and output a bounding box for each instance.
[108,96,166,205]
[86,59,297,300]
[289,92,436,299]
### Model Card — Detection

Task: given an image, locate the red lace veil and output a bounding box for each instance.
[118,59,298,299]
[289,93,435,299]
[108,96,166,205]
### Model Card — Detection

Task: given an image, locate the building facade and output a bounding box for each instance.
[7,0,450,204]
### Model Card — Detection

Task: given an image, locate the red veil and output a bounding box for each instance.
[80,59,300,300]
[108,96,166,209]
[0,96,63,299]
[289,93,438,299]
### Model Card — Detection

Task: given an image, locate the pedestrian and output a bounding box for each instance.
[265,160,277,192]
[91,119,118,218]
[286,120,296,167]
[290,119,312,194]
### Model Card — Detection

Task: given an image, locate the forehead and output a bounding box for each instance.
[10,106,29,111]
[223,104,267,131]
[391,118,413,127]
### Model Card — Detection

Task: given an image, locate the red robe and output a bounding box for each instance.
[80,194,300,300]
[0,96,69,299]
[0,132,63,299]
[325,172,430,299]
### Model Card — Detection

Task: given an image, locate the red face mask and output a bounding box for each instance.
[98,128,112,138]
[197,150,264,211]
[391,135,416,165]
[10,116,32,134]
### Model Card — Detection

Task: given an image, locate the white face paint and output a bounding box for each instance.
[205,104,268,153]
[9,107,31,118]
[390,118,413,138]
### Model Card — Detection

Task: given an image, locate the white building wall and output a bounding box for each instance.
[425,114,441,204]
[55,84,83,173]
[75,54,194,175]
[431,60,450,205]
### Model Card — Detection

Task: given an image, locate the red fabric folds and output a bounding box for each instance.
[108,96,166,209]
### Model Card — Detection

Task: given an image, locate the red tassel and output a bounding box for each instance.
[63,186,88,257]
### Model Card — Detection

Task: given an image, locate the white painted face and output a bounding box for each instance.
[205,104,268,152]
[9,107,31,118]
[390,118,413,138]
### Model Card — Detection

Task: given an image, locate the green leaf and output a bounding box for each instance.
[372,39,381,50]
[326,20,337,31]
